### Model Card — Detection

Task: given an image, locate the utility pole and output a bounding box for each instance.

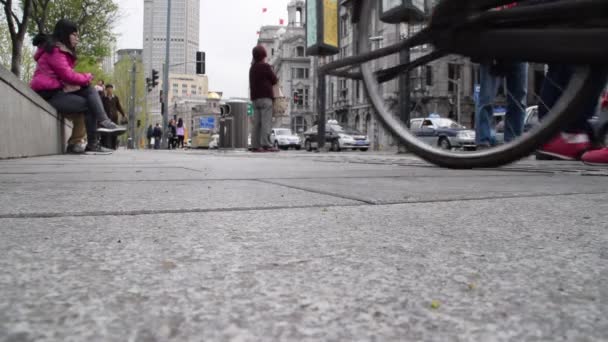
[162,0,172,149]
[128,57,137,149]
[398,23,411,153]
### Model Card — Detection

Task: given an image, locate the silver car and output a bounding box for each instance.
[410,117,476,150]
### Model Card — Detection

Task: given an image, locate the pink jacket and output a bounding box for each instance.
[30,44,92,92]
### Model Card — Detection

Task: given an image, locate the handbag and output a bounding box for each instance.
[272,83,288,117]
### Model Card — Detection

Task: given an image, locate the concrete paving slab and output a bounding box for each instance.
[1,195,606,341]
[0,180,359,217]
[267,175,608,204]
[0,151,543,184]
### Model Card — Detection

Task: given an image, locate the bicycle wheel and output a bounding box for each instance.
[356,0,607,169]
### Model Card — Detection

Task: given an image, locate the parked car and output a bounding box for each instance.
[410,116,476,150]
[270,128,301,150]
[495,106,538,144]
[303,120,370,152]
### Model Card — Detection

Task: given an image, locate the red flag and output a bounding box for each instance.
[262,8,267,13]
[279,18,284,25]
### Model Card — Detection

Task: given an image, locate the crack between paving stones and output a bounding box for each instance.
[0,191,605,220]
[254,179,375,204]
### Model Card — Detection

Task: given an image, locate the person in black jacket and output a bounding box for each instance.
[153,123,162,149]
[146,124,154,149]
[101,84,126,149]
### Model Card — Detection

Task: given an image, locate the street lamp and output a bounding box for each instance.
[380,0,426,24]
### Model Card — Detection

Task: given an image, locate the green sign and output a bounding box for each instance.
[247,103,253,116]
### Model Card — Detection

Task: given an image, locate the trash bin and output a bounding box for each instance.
[218,115,233,149]
[227,100,249,149]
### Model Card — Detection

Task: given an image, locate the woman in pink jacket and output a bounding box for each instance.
[30,19,125,153]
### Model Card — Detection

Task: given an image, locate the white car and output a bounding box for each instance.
[270,128,302,150]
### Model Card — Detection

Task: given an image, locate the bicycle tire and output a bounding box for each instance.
[357,0,607,169]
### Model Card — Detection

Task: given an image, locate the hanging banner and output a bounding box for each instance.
[306,0,339,56]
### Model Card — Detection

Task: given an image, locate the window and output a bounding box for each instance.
[296,46,305,57]
[294,86,311,109]
[340,15,349,38]
[339,79,348,98]
[426,65,433,87]
[448,64,461,93]
[410,119,423,129]
[292,68,309,79]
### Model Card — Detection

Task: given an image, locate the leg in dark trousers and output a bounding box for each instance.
[178,136,184,148]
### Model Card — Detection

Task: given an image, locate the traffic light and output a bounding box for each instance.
[293,91,299,104]
[151,69,159,88]
[196,51,205,75]
[146,77,152,93]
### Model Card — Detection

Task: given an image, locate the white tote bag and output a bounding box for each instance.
[272,83,288,117]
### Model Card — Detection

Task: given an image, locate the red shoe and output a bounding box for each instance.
[537,133,591,160]
[581,148,608,166]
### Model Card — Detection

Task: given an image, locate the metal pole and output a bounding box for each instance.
[398,23,411,153]
[457,79,461,123]
[162,0,172,149]
[317,71,326,150]
[128,58,137,149]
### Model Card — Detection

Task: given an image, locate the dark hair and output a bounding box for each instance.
[33,19,78,55]
[177,118,183,128]
[252,45,267,63]
[105,84,114,89]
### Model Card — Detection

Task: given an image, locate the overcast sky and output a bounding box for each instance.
[113,0,290,98]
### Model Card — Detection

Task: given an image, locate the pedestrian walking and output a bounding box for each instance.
[101,84,126,150]
[153,123,162,149]
[147,124,154,149]
[30,19,125,155]
[249,45,279,152]
[167,119,177,149]
[95,80,105,96]
[475,60,528,147]
[474,3,528,148]
[176,118,185,148]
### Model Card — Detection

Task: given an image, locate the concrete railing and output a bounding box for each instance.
[0,65,72,159]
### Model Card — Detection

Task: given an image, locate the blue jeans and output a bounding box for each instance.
[475,62,528,145]
[538,64,607,134]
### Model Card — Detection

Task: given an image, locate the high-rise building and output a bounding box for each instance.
[143,0,200,78]
[143,0,200,121]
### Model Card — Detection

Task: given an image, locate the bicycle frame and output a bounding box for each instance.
[315,0,608,150]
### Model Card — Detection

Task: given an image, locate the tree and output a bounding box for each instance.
[1,11,35,82]
[28,0,119,59]
[1,0,33,77]
[112,57,149,145]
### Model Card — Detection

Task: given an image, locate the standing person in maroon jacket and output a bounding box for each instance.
[249,45,278,152]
